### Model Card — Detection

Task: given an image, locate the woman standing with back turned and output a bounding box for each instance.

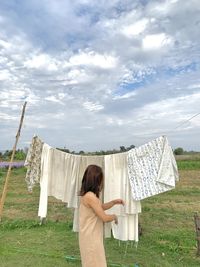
[79,164,124,267]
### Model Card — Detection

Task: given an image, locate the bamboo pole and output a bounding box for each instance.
[194,213,200,256]
[0,101,27,221]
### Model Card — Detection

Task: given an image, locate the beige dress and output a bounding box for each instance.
[79,194,107,267]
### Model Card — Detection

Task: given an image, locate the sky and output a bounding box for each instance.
[0,0,200,152]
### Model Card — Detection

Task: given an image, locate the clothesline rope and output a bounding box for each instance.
[173,111,200,130]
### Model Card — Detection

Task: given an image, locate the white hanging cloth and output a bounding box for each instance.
[103,152,141,241]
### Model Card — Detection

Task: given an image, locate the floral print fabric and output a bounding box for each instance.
[127,136,179,201]
[24,136,43,192]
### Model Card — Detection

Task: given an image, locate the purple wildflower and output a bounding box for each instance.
[0,161,25,168]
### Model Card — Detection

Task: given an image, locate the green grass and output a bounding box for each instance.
[1,164,200,266]
[176,154,200,170]
[177,160,200,170]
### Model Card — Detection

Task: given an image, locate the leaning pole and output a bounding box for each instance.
[0,101,27,221]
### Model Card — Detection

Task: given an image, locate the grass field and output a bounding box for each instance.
[0,157,200,267]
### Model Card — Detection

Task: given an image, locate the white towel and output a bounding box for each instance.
[104,152,141,241]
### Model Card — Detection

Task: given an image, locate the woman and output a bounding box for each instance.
[79,164,124,267]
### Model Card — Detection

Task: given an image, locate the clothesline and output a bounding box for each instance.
[22,111,200,153]
[24,135,179,243]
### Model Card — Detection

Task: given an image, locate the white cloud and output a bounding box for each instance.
[121,18,149,37]
[81,126,94,129]
[0,39,12,50]
[0,112,18,121]
[188,84,200,89]
[69,51,118,69]
[148,0,179,16]
[106,116,131,126]
[45,95,63,104]
[24,54,58,71]
[0,69,11,80]
[83,101,104,111]
[113,91,137,100]
[0,89,25,101]
[65,68,91,84]
[142,33,173,50]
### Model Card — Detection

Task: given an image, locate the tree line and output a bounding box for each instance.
[57,144,136,155]
[0,145,136,161]
[0,149,27,161]
[0,146,197,161]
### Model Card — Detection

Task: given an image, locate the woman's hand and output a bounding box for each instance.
[113,215,118,224]
[113,199,125,206]
[102,199,125,210]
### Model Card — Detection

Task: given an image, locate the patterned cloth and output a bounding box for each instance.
[24,136,43,192]
[127,136,179,201]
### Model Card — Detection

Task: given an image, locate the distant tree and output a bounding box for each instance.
[126,144,135,151]
[3,150,12,160]
[174,147,184,155]
[109,149,118,154]
[15,149,26,160]
[0,149,26,160]
[120,146,126,152]
[62,148,70,153]
[56,148,70,153]
[53,144,136,156]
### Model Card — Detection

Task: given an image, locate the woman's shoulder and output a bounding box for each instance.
[84,191,96,199]
[82,191,98,204]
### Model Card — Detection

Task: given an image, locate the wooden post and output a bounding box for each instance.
[0,101,27,221]
[194,213,200,256]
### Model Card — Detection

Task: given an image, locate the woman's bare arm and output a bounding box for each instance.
[84,193,117,223]
[102,199,125,210]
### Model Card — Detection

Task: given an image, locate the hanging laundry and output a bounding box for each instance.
[38,145,81,218]
[37,143,105,220]
[104,152,141,215]
[104,152,141,241]
[38,143,52,218]
[25,135,179,242]
[111,214,139,241]
[24,136,43,192]
[127,136,179,201]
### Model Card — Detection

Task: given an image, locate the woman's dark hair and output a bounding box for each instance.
[79,165,104,198]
